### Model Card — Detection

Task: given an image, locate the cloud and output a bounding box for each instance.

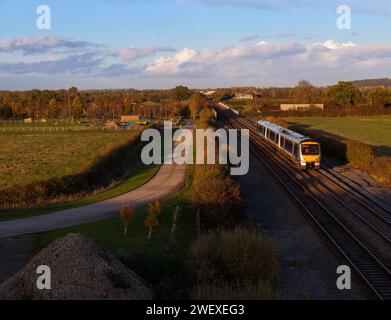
[145,48,198,75]
[240,35,259,42]
[144,41,308,77]
[143,39,391,85]
[0,53,104,75]
[0,36,102,55]
[117,45,176,60]
[0,35,390,87]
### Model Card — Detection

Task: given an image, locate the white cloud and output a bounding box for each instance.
[0,36,102,55]
[117,45,175,60]
[145,48,198,75]
[0,35,390,87]
[313,39,357,50]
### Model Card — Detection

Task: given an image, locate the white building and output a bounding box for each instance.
[234,93,254,100]
[280,104,324,111]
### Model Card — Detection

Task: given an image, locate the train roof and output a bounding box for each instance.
[257,119,316,144]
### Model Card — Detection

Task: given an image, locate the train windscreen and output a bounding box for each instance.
[301,144,320,155]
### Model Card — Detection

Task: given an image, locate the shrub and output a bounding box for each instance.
[346,140,376,167]
[191,164,245,229]
[367,157,391,186]
[187,227,279,300]
[198,107,216,129]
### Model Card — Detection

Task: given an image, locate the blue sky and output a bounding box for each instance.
[0,0,390,89]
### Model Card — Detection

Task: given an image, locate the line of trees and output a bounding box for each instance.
[1,81,389,120]
[213,80,391,107]
[0,86,193,120]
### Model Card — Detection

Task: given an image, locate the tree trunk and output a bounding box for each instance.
[148,227,152,240]
[124,226,128,237]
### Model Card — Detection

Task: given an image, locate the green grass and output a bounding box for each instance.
[0,164,160,222]
[34,166,195,298]
[0,130,138,190]
[286,116,391,149]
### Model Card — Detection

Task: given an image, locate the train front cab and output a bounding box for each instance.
[299,141,321,170]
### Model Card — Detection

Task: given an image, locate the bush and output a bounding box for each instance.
[346,140,376,167]
[367,157,391,186]
[187,227,279,299]
[191,164,245,229]
[198,107,216,129]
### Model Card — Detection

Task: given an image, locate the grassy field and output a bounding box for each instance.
[285,116,391,149]
[0,130,138,190]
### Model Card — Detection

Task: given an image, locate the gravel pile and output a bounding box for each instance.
[0,233,152,300]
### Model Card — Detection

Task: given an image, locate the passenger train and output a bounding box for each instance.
[256,120,321,170]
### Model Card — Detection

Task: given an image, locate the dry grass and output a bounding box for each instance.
[188,227,279,300]
[0,131,138,190]
[367,157,391,186]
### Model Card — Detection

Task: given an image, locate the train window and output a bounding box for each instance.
[285,140,293,153]
[269,131,275,141]
[302,144,320,155]
[294,145,300,159]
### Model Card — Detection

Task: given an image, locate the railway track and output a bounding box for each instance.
[217,106,391,300]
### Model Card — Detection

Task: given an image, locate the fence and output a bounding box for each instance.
[0,126,141,133]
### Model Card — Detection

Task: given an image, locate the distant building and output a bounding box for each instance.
[200,90,216,97]
[280,104,324,111]
[23,118,33,124]
[234,93,254,100]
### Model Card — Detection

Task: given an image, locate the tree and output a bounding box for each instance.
[119,204,134,237]
[145,200,161,240]
[48,98,59,119]
[0,105,13,119]
[189,93,208,119]
[368,87,391,106]
[198,107,215,128]
[123,95,133,115]
[171,86,192,101]
[72,96,84,119]
[326,81,361,105]
[290,80,314,103]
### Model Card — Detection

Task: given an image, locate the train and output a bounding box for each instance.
[256,119,321,170]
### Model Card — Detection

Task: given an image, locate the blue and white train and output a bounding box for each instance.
[256,120,321,170]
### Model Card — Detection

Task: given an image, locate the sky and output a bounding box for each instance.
[0,0,390,90]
